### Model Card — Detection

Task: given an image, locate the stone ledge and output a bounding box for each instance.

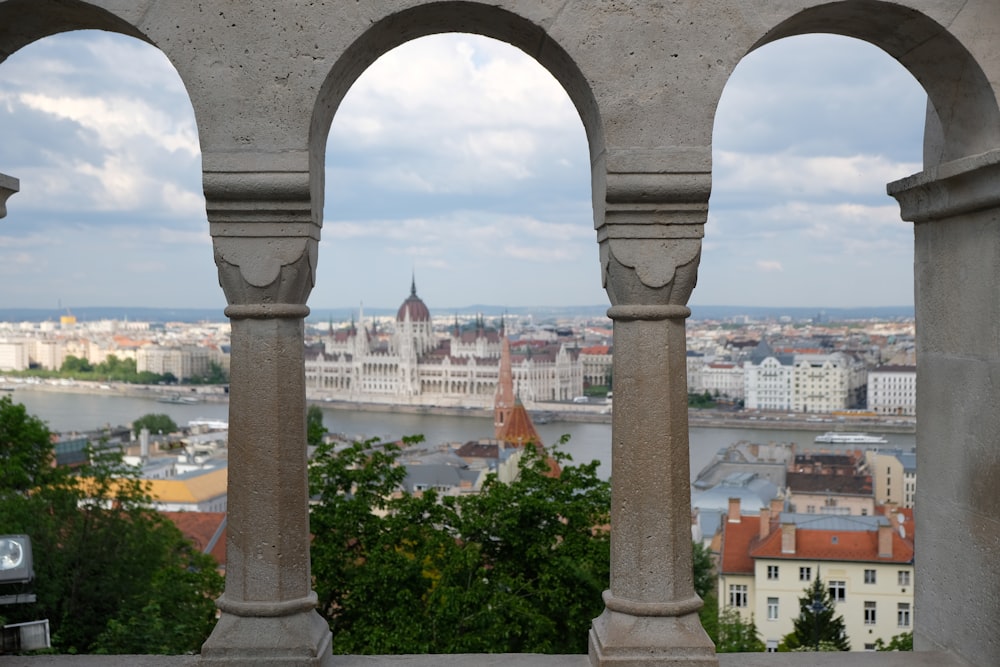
[0,651,968,667]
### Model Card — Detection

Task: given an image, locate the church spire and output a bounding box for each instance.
[494,335,515,439]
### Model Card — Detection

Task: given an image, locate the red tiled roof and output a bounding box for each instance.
[162,510,227,567]
[497,401,542,449]
[719,515,761,575]
[750,527,913,564]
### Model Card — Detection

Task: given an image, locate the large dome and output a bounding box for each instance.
[396,278,431,322]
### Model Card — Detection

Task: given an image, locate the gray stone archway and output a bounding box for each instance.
[0,2,998,666]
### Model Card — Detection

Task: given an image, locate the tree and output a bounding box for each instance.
[780,577,850,651]
[308,435,611,654]
[692,540,715,600]
[306,404,327,447]
[715,607,766,653]
[131,413,178,435]
[59,355,93,374]
[875,632,913,651]
[187,361,229,385]
[0,398,223,654]
[0,395,56,491]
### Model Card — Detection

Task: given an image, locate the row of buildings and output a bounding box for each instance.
[1,292,922,414]
[688,348,916,416]
[0,316,229,382]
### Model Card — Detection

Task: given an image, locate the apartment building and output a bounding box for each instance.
[719,499,915,652]
[867,365,917,416]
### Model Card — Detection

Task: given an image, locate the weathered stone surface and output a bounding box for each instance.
[0,172,17,218]
[1,2,999,665]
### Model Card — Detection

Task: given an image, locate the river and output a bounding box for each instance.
[5,388,915,482]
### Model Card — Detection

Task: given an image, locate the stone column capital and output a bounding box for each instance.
[204,166,319,317]
[888,149,1000,224]
[597,162,709,314]
[0,172,20,219]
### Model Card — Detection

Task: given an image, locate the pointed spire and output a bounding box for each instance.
[410,270,417,297]
[494,335,515,439]
[454,313,460,337]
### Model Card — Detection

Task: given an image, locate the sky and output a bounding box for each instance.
[0,30,927,312]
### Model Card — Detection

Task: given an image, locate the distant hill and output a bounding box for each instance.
[0,304,913,324]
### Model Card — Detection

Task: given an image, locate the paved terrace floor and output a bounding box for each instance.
[0,651,970,666]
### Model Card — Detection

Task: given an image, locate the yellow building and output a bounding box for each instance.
[719,499,914,651]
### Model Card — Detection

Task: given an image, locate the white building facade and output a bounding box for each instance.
[744,356,794,411]
[304,283,584,408]
[867,365,917,416]
[744,353,867,413]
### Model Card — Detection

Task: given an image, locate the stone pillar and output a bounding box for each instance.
[589,151,716,666]
[0,172,19,219]
[199,158,332,666]
[888,151,1000,667]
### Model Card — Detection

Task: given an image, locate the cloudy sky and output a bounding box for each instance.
[0,30,926,312]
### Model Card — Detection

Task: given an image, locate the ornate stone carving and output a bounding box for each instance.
[597,169,709,312]
[204,168,319,315]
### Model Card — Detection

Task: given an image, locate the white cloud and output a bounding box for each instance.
[714,151,921,199]
[755,260,783,273]
[328,35,585,196]
[19,92,198,157]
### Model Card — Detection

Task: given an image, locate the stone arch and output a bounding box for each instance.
[0,0,149,62]
[308,1,604,223]
[744,1,1000,166]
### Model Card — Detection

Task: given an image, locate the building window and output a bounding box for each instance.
[829,580,846,602]
[729,584,748,608]
[767,565,779,580]
[864,569,876,584]
[865,643,877,651]
[864,601,877,625]
[799,566,811,581]
[898,570,911,586]
[767,597,779,621]
[898,602,911,627]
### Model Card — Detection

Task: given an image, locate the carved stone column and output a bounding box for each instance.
[199,157,332,666]
[0,172,19,219]
[589,150,717,666]
[888,151,1000,667]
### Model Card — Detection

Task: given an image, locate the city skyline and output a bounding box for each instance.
[0,31,925,311]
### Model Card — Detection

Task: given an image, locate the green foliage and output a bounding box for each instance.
[715,607,766,653]
[309,435,611,654]
[131,413,178,435]
[60,355,93,374]
[0,397,223,655]
[12,354,174,385]
[306,405,327,447]
[875,632,913,651]
[688,391,716,408]
[781,577,850,651]
[0,395,56,491]
[187,361,229,385]
[691,540,729,648]
[692,540,715,600]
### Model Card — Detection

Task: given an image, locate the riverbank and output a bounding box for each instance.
[5,379,915,435]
